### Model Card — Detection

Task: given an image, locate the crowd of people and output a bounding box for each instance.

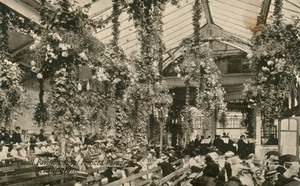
[0,127,299,186]
[185,133,255,159]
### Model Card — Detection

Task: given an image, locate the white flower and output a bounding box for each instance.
[153,61,158,67]
[10,65,17,72]
[262,66,269,72]
[261,77,268,82]
[31,67,37,73]
[249,99,255,103]
[46,44,52,52]
[62,51,68,57]
[29,45,36,50]
[49,52,57,59]
[263,51,268,56]
[112,78,121,84]
[267,60,274,66]
[52,33,62,41]
[37,73,43,79]
[30,61,36,66]
[77,83,82,91]
[79,52,88,60]
[59,43,70,51]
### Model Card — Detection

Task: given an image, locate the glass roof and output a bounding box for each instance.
[85,0,300,56]
[2,0,300,56]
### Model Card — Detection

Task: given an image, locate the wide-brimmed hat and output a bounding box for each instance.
[247,153,256,159]
[225,151,235,158]
[228,156,243,164]
[279,154,299,165]
[208,152,219,161]
[265,170,277,179]
[160,154,168,160]
[252,157,262,165]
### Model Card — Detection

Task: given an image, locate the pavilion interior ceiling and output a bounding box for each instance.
[2,0,300,104]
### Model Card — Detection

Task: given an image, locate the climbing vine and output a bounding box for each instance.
[175,0,226,122]
[0,3,25,126]
[127,0,177,147]
[243,0,300,125]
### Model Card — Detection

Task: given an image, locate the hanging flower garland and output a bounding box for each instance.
[127,0,176,146]
[0,4,24,125]
[243,0,300,124]
[91,43,135,153]
[29,0,109,129]
[178,42,226,117]
[176,0,226,120]
[0,60,23,124]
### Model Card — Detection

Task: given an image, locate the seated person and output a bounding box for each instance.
[157,154,176,177]
[10,144,28,161]
[265,134,278,145]
[150,173,162,186]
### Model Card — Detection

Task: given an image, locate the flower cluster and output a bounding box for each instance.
[177,42,227,118]
[93,45,134,86]
[243,15,300,122]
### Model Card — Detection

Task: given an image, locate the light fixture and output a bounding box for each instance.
[77,82,82,91]
[86,80,91,91]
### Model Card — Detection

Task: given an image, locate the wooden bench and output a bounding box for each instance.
[103,159,185,186]
[7,173,76,186]
[0,163,81,186]
[160,166,190,186]
[104,166,161,186]
[0,165,39,185]
[83,166,109,185]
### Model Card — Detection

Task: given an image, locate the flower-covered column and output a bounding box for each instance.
[127,0,175,149]
[176,0,226,138]
[243,0,300,128]
[0,4,23,128]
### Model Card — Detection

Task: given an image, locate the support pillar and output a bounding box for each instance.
[255,115,262,158]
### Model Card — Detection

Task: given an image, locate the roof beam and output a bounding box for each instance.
[162,23,252,70]
[257,0,272,25]
[0,0,41,24]
[201,0,214,25]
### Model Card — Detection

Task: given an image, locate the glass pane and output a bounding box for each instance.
[290,119,298,131]
[280,132,297,155]
[281,119,289,130]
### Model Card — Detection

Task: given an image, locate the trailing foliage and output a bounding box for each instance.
[127,0,175,146]
[0,3,25,126]
[175,0,226,122]
[243,0,300,124]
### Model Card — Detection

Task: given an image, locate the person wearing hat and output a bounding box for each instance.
[157,154,176,177]
[150,172,162,186]
[237,135,248,160]
[262,170,278,186]
[225,176,243,186]
[271,155,300,186]
[248,157,265,186]
[227,156,244,177]
[126,154,143,176]
[191,161,223,186]
[12,126,22,144]
[238,167,255,186]
[39,129,47,142]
